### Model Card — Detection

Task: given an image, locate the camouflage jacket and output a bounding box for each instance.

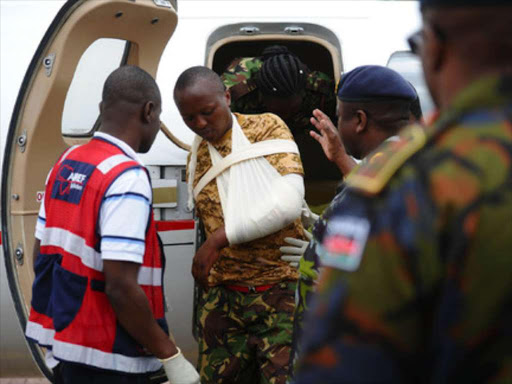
[293,74,512,384]
[221,57,336,134]
[190,113,304,286]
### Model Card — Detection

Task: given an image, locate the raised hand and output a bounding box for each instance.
[310,109,356,176]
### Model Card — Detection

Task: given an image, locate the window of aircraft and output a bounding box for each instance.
[61,38,129,136]
[387,50,435,117]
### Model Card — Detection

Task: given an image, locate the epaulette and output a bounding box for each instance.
[345,125,427,195]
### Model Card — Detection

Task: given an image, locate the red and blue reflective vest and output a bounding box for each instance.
[25,136,167,374]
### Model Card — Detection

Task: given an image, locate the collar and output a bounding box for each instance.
[430,73,512,138]
[93,132,143,165]
[450,73,512,113]
[211,114,238,149]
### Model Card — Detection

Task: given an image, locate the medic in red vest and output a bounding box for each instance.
[25,65,199,384]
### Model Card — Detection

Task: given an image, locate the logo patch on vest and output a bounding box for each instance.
[317,216,370,272]
[51,159,94,204]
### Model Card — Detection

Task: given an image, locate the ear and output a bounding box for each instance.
[355,110,368,134]
[142,101,155,124]
[423,24,445,73]
[224,89,231,106]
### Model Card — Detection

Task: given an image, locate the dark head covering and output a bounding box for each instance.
[337,65,417,102]
[420,0,511,8]
[257,45,308,97]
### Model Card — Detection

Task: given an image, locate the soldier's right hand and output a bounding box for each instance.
[192,227,227,287]
[160,347,200,384]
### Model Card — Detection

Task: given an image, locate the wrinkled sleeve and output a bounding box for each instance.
[294,172,441,384]
[35,168,53,240]
[99,168,151,263]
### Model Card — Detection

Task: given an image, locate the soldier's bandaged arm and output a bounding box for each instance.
[227,173,304,245]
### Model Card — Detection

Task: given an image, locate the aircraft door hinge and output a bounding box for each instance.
[15,244,24,266]
[43,53,56,77]
[17,130,27,153]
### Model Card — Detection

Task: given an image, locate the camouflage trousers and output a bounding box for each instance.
[288,243,321,380]
[288,275,315,380]
[197,281,296,384]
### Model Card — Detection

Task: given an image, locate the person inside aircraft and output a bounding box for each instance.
[174,65,308,384]
[293,0,512,382]
[281,64,420,378]
[221,45,339,213]
[24,65,199,384]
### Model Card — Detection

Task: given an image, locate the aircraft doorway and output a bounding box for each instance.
[206,23,344,212]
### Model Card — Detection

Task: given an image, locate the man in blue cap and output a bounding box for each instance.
[293,0,512,383]
[286,64,419,378]
[308,65,420,177]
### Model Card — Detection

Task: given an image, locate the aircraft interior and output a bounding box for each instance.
[210,37,343,209]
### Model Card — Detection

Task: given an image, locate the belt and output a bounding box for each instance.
[225,284,274,293]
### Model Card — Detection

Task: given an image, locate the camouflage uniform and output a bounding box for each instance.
[222,57,340,208]
[191,113,304,287]
[189,113,306,384]
[293,74,512,383]
[288,211,325,377]
[289,136,402,378]
[197,281,296,384]
[221,57,336,135]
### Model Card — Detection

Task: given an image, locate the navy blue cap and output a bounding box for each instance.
[337,65,417,102]
[421,0,511,7]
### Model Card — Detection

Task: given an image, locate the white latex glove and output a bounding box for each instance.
[301,204,320,229]
[160,347,200,384]
[280,231,313,268]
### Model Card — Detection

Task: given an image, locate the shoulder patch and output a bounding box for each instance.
[345,125,426,195]
[316,216,370,272]
[51,159,95,204]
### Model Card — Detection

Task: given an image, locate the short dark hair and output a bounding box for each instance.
[102,65,160,108]
[256,45,308,98]
[174,66,225,96]
[342,100,411,134]
[410,97,423,122]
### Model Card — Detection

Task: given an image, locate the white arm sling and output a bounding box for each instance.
[187,115,304,245]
